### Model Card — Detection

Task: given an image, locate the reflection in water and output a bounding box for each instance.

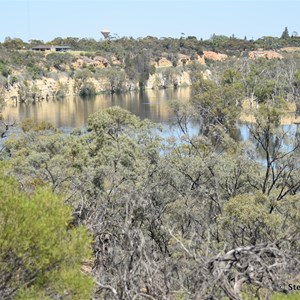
[3,87,299,153]
[3,88,192,129]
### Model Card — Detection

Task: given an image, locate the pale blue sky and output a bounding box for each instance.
[1,0,299,42]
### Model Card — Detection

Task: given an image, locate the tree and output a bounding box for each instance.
[4,105,300,299]
[73,69,96,97]
[192,71,244,136]
[0,163,94,299]
[281,27,290,39]
[3,37,27,50]
[97,67,126,93]
[248,103,300,210]
[124,53,155,88]
[0,89,15,140]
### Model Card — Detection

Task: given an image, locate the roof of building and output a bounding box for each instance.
[31,45,53,49]
[31,45,71,50]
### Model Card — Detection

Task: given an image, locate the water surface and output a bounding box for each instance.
[3,88,192,129]
[3,87,299,148]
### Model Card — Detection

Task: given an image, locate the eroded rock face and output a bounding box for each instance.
[110,56,122,66]
[93,56,109,68]
[248,51,283,60]
[281,47,300,53]
[145,71,192,89]
[203,51,228,61]
[155,58,173,68]
[197,55,205,64]
[72,56,110,69]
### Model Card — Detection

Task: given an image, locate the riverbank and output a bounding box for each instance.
[3,69,198,103]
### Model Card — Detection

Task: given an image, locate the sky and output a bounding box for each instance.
[0,0,299,42]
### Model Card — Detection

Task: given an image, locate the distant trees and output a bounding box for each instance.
[0,85,17,140]
[124,53,155,88]
[74,68,96,97]
[0,31,299,98]
[3,37,27,50]
[281,26,290,39]
[96,67,127,93]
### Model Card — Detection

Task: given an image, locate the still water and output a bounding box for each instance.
[3,88,192,129]
[3,87,299,148]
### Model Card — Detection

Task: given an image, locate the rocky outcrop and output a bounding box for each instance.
[155,58,173,68]
[2,49,230,102]
[145,71,191,89]
[248,50,283,60]
[4,70,195,102]
[93,56,109,68]
[154,52,220,68]
[280,47,300,53]
[72,56,109,69]
[203,51,228,61]
[197,55,205,64]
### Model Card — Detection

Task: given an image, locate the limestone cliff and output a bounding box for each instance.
[4,70,196,102]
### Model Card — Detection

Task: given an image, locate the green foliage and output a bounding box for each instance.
[3,37,27,50]
[26,65,45,80]
[281,27,290,39]
[124,53,155,87]
[2,43,300,298]
[295,69,300,114]
[55,81,69,98]
[73,69,96,96]
[0,62,11,77]
[0,163,94,299]
[88,106,142,140]
[254,103,282,127]
[272,292,300,300]
[21,118,57,132]
[79,81,96,97]
[159,67,182,88]
[222,193,282,244]
[45,52,74,71]
[192,72,243,135]
[96,67,126,92]
[17,82,31,102]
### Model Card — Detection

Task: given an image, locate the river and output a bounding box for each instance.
[2,88,192,128]
[2,87,299,147]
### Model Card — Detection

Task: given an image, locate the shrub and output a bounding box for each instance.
[79,81,96,97]
[0,163,94,299]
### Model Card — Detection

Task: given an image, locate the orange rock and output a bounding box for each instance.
[203,51,227,61]
[155,58,172,68]
[248,51,283,60]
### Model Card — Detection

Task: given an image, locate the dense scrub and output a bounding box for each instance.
[1,32,300,298]
[0,163,94,299]
[2,96,300,299]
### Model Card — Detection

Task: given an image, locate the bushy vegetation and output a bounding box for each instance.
[0,28,299,100]
[2,96,300,299]
[0,163,94,299]
[1,29,300,299]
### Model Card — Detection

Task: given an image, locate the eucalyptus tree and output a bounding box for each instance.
[192,71,244,137]
[165,90,300,299]
[206,103,300,299]
[0,89,15,141]
[0,163,94,300]
[4,103,300,299]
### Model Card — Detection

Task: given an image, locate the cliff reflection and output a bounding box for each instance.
[3,88,192,128]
